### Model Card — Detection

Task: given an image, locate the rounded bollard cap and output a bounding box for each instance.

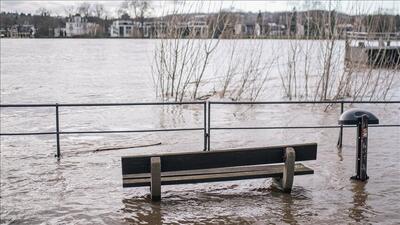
[338,108,379,125]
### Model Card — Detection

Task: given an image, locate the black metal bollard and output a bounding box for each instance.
[352,115,369,181]
[338,109,379,181]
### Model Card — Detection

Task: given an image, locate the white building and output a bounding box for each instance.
[110,20,141,37]
[267,23,286,36]
[186,20,208,37]
[143,21,166,38]
[66,14,99,37]
[255,23,261,36]
[10,24,35,38]
[234,23,244,35]
[296,23,305,37]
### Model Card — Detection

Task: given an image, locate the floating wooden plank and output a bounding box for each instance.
[93,142,162,152]
[123,163,313,187]
[121,143,317,175]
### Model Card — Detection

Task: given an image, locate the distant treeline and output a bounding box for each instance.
[1,9,399,38]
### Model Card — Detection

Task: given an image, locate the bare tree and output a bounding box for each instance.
[220,40,239,98]
[93,3,105,19]
[121,0,151,22]
[36,7,51,17]
[63,5,75,16]
[152,2,231,101]
[78,2,91,17]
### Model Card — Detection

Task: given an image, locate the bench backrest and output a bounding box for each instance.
[122,143,317,175]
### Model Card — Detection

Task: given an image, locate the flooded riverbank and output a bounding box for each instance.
[1,39,399,224]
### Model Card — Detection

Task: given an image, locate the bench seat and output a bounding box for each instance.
[121,143,317,200]
[123,163,313,187]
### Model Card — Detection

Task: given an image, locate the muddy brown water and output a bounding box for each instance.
[1,39,399,224]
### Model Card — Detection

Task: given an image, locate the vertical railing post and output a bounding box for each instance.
[55,103,61,159]
[337,102,344,148]
[203,102,207,151]
[207,101,211,151]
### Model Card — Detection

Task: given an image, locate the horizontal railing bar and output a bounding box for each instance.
[209,101,400,105]
[60,128,203,134]
[0,104,57,108]
[59,102,204,107]
[369,124,400,127]
[0,102,205,108]
[2,124,398,136]
[0,128,204,136]
[211,124,400,130]
[0,132,57,136]
[212,126,346,130]
[1,100,399,108]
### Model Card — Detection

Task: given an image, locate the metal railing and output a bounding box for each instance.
[345,32,400,41]
[207,101,400,150]
[0,102,207,158]
[1,100,399,159]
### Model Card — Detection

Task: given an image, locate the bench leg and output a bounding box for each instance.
[272,147,296,193]
[151,157,161,201]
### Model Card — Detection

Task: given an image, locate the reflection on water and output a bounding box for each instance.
[123,198,162,225]
[336,145,344,162]
[122,184,317,224]
[277,192,298,225]
[349,181,369,223]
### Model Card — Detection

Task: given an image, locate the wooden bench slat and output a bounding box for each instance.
[121,143,317,175]
[123,163,314,187]
[123,163,309,179]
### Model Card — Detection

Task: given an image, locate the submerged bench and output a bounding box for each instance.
[121,143,317,201]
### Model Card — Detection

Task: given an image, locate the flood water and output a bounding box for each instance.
[1,39,399,225]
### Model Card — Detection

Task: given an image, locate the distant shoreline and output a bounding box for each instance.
[0,37,353,40]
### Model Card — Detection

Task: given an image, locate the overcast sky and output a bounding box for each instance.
[1,1,399,18]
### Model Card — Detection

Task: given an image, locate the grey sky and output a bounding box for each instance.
[1,1,399,18]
